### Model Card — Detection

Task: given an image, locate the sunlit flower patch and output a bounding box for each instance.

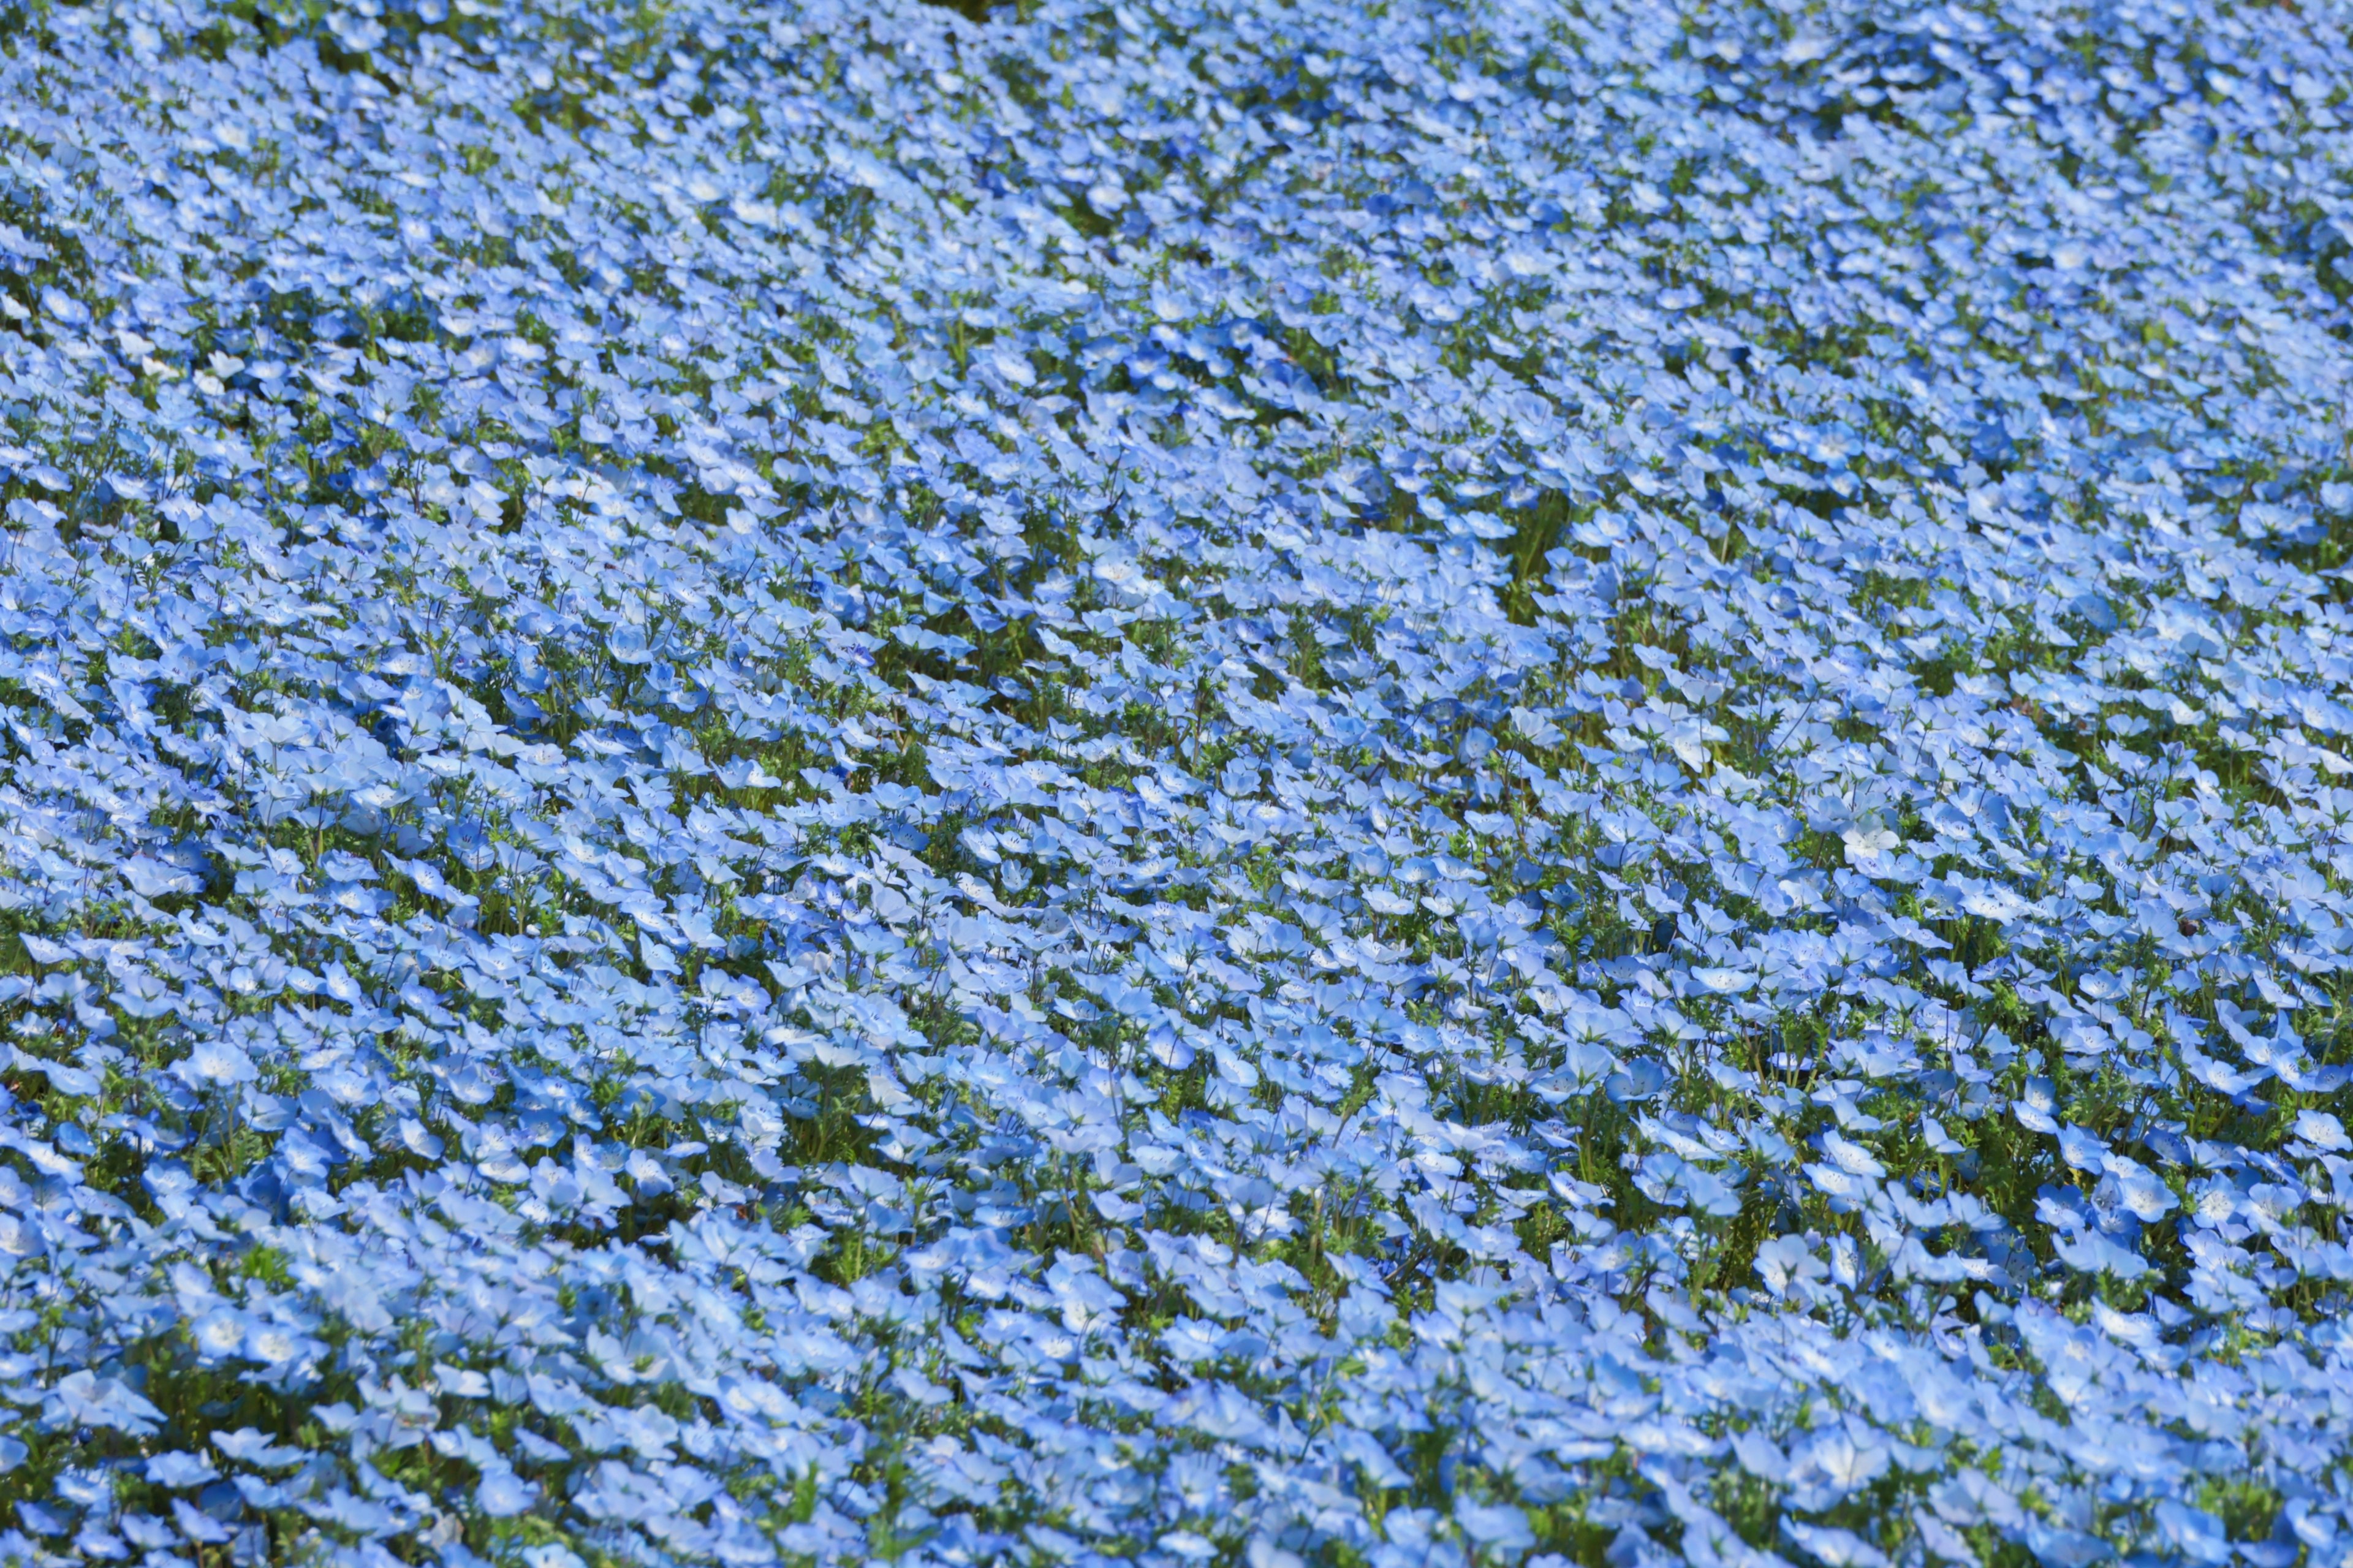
[1,0,2351,1563]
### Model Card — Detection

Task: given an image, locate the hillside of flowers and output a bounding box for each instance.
[4,0,2353,1561]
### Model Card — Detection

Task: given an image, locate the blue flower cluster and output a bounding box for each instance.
[2,0,2351,1562]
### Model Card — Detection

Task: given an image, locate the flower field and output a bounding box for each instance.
[2,0,2352,1561]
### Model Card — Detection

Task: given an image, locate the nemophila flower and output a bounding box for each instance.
[0,0,2351,1561]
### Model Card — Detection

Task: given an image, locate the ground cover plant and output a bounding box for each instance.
[1,0,2351,1561]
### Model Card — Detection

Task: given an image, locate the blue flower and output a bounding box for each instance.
[0,0,2348,1557]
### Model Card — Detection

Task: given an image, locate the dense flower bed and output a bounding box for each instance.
[2,0,2352,1562]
